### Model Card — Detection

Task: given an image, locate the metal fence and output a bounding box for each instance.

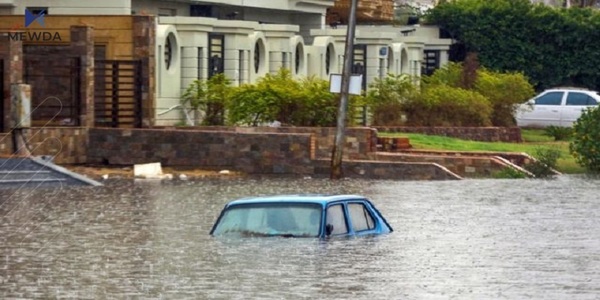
[94,60,142,128]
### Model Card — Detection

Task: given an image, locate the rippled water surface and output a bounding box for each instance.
[1,176,599,299]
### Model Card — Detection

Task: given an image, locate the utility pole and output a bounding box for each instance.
[330,0,359,179]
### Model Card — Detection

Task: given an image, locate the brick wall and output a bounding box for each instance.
[373,152,509,178]
[22,127,89,164]
[312,159,461,180]
[0,35,22,132]
[87,128,315,174]
[2,127,533,179]
[0,133,12,157]
[161,126,378,159]
[375,126,523,142]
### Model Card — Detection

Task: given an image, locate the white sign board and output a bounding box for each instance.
[329,74,363,95]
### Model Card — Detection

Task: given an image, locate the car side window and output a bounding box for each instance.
[326,204,348,235]
[535,92,563,105]
[566,92,596,106]
[348,203,375,232]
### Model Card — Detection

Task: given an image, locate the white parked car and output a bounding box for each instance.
[515,88,600,127]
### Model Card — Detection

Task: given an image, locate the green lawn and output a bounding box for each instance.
[379,129,585,174]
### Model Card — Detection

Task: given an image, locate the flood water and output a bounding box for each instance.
[0,175,599,299]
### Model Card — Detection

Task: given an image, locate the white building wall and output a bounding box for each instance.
[156,24,183,125]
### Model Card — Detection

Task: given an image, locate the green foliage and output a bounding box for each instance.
[181,79,208,125]
[426,0,600,91]
[417,62,535,126]
[474,69,535,126]
[544,126,573,141]
[181,74,232,125]
[422,62,463,87]
[570,106,600,172]
[363,74,416,126]
[493,167,528,179]
[403,85,492,126]
[297,76,340,126]
[227,69,340,126]
[524,147,561,178]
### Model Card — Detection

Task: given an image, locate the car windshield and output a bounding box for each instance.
[212,203,322,237]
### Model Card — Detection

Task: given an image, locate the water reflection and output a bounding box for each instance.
[0,176,598,299]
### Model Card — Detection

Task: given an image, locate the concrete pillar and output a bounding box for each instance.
[269,51,283,73]
[440,50,449,67]
[181,47,199,93]
[10,84,31,156]
[224,48,240,83]
[237,50,250,86]
[199,47,208,80]
[10,84,31,128]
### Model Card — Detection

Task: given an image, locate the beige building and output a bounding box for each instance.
[0,0,452,126]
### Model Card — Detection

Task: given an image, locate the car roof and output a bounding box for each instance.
[544,87,599,93]
[226,194,368,206]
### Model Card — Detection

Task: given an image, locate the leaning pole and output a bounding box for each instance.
[330,0,359,180]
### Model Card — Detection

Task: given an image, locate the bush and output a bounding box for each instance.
[474,69,535,126]
[570,106,600,172]
[419,62,535,126]
[524,147,561,178]
[181,74,232,125]
[422,62,462,87]
[227,69,342,126]
[544,126,573,141]
[403,85,492,126]
[363,74,416,125]
[493,167,528,179]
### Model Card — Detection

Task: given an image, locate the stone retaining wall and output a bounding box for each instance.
[400,149,534,166]
[374,152,509,178]
[22,127,89,164]
[0,127,536,180]
[87,128,316,174]
[159,126,377,159]
[375,126,522,142]
[312,159,461,180]
[0,133,12,156]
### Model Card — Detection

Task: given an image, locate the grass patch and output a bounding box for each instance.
[379,129,585,174]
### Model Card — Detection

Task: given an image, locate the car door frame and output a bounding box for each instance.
[561,91,600,127]
[526,90,565,127]
[324,198,392,238]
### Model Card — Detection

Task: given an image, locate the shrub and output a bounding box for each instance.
[420,62,535,126]
[493,167,528,179]
[181,74,232,125]
[524,147,561,178]
[227,69,342,126]
[363,74,416,125]
[570,106,600,173]
[474,69,535,126]
[403,85,492,126]
[544,126,573,141]
[422,62,462,87]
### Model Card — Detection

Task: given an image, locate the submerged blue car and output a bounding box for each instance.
[210,195,393,238]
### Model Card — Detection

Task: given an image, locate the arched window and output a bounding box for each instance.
[295,43,303,74]
[325,44,333,75]
[254,41,261,74]
[387,47,394,73]
[165,34,173,70]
